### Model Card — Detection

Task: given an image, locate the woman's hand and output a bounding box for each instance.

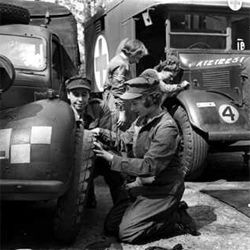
[93,141,114,163]
[117,110,126,128]
[180,80,190,89]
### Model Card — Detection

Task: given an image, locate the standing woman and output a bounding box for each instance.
[92,72,198,245]
[103,39,148,131]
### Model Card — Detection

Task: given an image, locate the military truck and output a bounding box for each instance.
[0,1,94,243]
[84,0,250,179]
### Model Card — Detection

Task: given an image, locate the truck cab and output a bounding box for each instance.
[0,25,65,108]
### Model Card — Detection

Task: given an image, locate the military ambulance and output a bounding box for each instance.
[84,0,250,179]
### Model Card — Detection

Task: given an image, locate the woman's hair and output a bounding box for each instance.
[138,68,162,107]
[121,39,148,58]
[155,55,180,73]
[155,55,184,84]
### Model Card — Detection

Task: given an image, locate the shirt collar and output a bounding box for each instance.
[136,108,166,127]
[71,106,86,126]
[71,105,80,121]
[119,52,129,64]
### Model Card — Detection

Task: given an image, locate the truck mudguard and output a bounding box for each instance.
[0,99,76,195]
[176,89,250,141]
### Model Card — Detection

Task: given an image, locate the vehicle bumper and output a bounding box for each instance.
[208,130,250,141]
[0,179,66,201]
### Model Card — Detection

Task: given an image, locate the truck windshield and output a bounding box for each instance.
[169,13,250,50]
[170,13,227,49]
[0,35,46,70]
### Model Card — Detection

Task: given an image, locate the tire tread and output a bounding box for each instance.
[53,126,95,243]
[172,105,209,180]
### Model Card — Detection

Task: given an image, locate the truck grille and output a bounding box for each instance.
[202,69,230,89]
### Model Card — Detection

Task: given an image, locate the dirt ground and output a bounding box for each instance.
[71,177,250,250]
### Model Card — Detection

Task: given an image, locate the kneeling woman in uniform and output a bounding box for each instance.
[92,72,199,244]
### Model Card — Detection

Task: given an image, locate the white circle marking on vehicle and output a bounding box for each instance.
[94,35,109,92]
[227,0,242,11]
[218,104,239,123]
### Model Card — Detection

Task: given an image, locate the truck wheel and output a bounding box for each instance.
[171,105,209,180]
[0,3,30,25]
[53,126,95,243]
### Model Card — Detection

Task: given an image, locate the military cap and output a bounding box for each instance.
[66,76,91,91]
[120,69,160,100]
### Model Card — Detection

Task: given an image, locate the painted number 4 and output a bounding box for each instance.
[222,106,235,121]
[219,104,239,124]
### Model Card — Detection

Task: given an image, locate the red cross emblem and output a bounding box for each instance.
[94,35,109,92]
[227,0,242,11]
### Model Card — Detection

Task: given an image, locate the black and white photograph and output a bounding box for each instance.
[0,0,250,249]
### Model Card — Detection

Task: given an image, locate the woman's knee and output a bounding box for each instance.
[118,219,145,244]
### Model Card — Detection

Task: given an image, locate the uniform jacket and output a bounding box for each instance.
[99,110,184,196]
[103,53,131,111]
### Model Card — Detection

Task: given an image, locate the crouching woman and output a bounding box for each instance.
[92,74,198,244]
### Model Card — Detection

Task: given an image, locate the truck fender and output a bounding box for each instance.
[176,89,250,140]
[176,89,214,132]
[0,99,76,183]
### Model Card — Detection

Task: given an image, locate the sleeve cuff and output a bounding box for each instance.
[111,155,123,172]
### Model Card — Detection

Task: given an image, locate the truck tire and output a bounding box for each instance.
[171,105,209,180]
[0,3,30,25]
[53,126,95,243]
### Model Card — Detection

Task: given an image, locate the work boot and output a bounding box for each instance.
[178,200,188,210]
[175,201,200,236]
